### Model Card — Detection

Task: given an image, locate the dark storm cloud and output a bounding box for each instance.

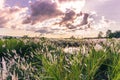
[23,0,63,24]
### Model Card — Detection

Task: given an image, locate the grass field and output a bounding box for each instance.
[0,38,120,80]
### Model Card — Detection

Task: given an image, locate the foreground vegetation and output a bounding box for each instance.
[0,38,120,80]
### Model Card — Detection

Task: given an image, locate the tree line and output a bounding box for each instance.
[106,30,120,38]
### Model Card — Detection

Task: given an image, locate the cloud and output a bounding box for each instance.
[35,26,65,34]
[0,16,8,28]
[0,0,29,30]
[22,0,87,32]
[36,29,49,34]
[58,10,76,26]
[35,27,51,34]
[23,0,63,24]
[0,0,5,9]
[0,0,118,38]
[94,16,115,30]
[23,0,86,25]
[53,12,91,29]
[0,6,28,29]
[78,13,89,26]
[57,0,86,13]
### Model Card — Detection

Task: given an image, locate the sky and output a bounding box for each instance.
[0,0,120,38]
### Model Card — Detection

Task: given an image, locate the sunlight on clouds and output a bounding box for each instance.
[0,0,5,9]
[0,0,119,38]
[57,0,86,13]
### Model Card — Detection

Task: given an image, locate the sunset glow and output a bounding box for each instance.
[0,0,120,38]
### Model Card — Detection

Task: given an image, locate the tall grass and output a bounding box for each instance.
[34,39,120,80]
[0,38,120,80]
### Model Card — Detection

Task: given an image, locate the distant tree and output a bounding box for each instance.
[108,31,120,38]
[98,31,103,38]
[106,30,112,38]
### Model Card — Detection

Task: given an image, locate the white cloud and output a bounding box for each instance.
[0,0,5,9]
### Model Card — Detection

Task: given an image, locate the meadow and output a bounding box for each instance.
[0,38,120,80]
